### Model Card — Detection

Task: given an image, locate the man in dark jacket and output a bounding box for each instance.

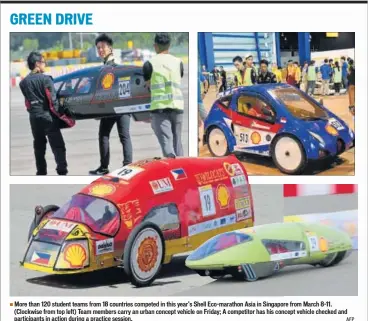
[19,52,70,175]
[89,34,133,175]
[257,59,277,84]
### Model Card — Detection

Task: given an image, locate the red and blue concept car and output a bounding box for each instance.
[203,84,355,174]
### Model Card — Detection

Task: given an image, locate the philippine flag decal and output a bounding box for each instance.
[31,251,51,265]
[170,168,187,180]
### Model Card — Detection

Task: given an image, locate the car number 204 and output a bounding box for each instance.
[119,80,131,98]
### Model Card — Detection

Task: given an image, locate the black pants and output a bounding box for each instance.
[30,115,67,175]
[99,114,132,168]
[334,82,341,93]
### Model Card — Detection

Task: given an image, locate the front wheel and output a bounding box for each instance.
[123,221,165,287]
[207,127,230,157]
[271,135,307,175]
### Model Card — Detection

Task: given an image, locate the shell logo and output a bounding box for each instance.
[223,162,235,176]
[137,237,158,272]
[216,184,230,208]
[325,124,338,136]
[64,244,87,268]
[101,73,115,90]
[89,184,116,197]
[251,131,261,144]
[319,237,329,252]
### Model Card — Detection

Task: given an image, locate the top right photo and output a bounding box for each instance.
[198,32,355,176]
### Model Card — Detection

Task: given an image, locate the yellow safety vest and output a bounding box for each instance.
[235,68,253,86]
[149,54,184,111]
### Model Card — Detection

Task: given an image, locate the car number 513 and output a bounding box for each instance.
[119,80,131,98]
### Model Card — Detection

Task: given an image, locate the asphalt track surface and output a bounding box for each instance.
[198,86,355,176]
[10,185,357,296]
[10,64,189,176]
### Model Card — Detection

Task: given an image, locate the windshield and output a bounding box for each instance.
[270,88,328,120]
[187,232,252,261]
[50,194,120,236]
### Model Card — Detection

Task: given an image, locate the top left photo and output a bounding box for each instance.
[9,32,189,176]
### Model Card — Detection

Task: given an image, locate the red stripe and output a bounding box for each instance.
[333,184,356,194]
[284,184,297,197]
[45,87,75,128]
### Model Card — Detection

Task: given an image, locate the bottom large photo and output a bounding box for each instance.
[9,158,358,297]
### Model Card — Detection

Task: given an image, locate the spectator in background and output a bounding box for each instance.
[202,65,210,83]
[306,60,318,96]
[257,59,277,84]
[347,59,355,116]
[212,67,219,91]
[333,61,342,95]
[320,59,332,96]
[271,63,283,83]
[198,71,209,127]
[293,61,301,88]
[233,56,256,87]
[301,61,308,92]
[218,66,227,92]
[341,56,349,90]
[286,60,296,86]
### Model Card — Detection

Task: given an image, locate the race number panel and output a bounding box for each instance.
[119,79,131,99]
[307,235,319,252]
[328,118,344,131]
[109,166,144,180]
[234,125,251,147]
[199,185,216,217]
[233,124,275,148]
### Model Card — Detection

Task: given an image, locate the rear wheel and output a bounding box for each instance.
[319,251,347,267]
[271,134,307,175]
[123,222,165,287]
[28,205,59,241]
[207,127,230,157]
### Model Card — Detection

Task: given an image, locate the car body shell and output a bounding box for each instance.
[204,84,355,161]
[53,65,151,123]
[21,156,255,275]
[185,222,353,280]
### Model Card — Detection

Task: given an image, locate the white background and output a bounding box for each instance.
[1,2,367,321]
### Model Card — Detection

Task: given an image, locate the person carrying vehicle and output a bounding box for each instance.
[19,52,69,175]
[320,59,332,96]
[233,56,256,87]
[143,33,185,158]
[257,59,277,84]
[89,33,133,176]
[333,61,342,95]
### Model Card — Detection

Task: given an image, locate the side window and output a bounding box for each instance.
[76,77,94,94]
[143,204,180,231]
[59,78,80,95]
[237,95,275,122]
[54,81,63,92]
[219,95,232,108]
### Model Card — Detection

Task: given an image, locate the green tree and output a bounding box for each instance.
[22,38,39,51]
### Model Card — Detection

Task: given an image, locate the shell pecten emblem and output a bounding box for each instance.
[137,237,158,272]
[64,244,87,268]
[325,124,338,136]
[89,184,116,197]
[251,131,261,144]
[101,73,115,90]
[216,184,230,208]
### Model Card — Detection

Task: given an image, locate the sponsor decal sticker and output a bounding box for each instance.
[118,199,142,229]
[223,162,243,176]
[199,185,216,217]
[306,231,319,252]
[266,134,272,142]
[150,178,173,194]
[325,124,338,136]
[109,165,144,180]
[137,237,158,272]
[95,238,114,255]
[216,184,230,209]
[251,121,271,130]
[188,214,236,236]
[319,237,329,252]
[64,244,87,268]
[31,251,51,265]
[236,208,252,221]
[89,184,116,197]
[101,73,115,90]
[270,251,307,261]
[194,168,227,185]
[171,168,187,180]
[235,197,250,210]
[251,131,261,144]
[328,117,344,131]
[231,175,247,188]
[43,219,76,233]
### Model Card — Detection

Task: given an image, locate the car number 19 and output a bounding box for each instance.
[199,185,216,217]
[119,80,131,98]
